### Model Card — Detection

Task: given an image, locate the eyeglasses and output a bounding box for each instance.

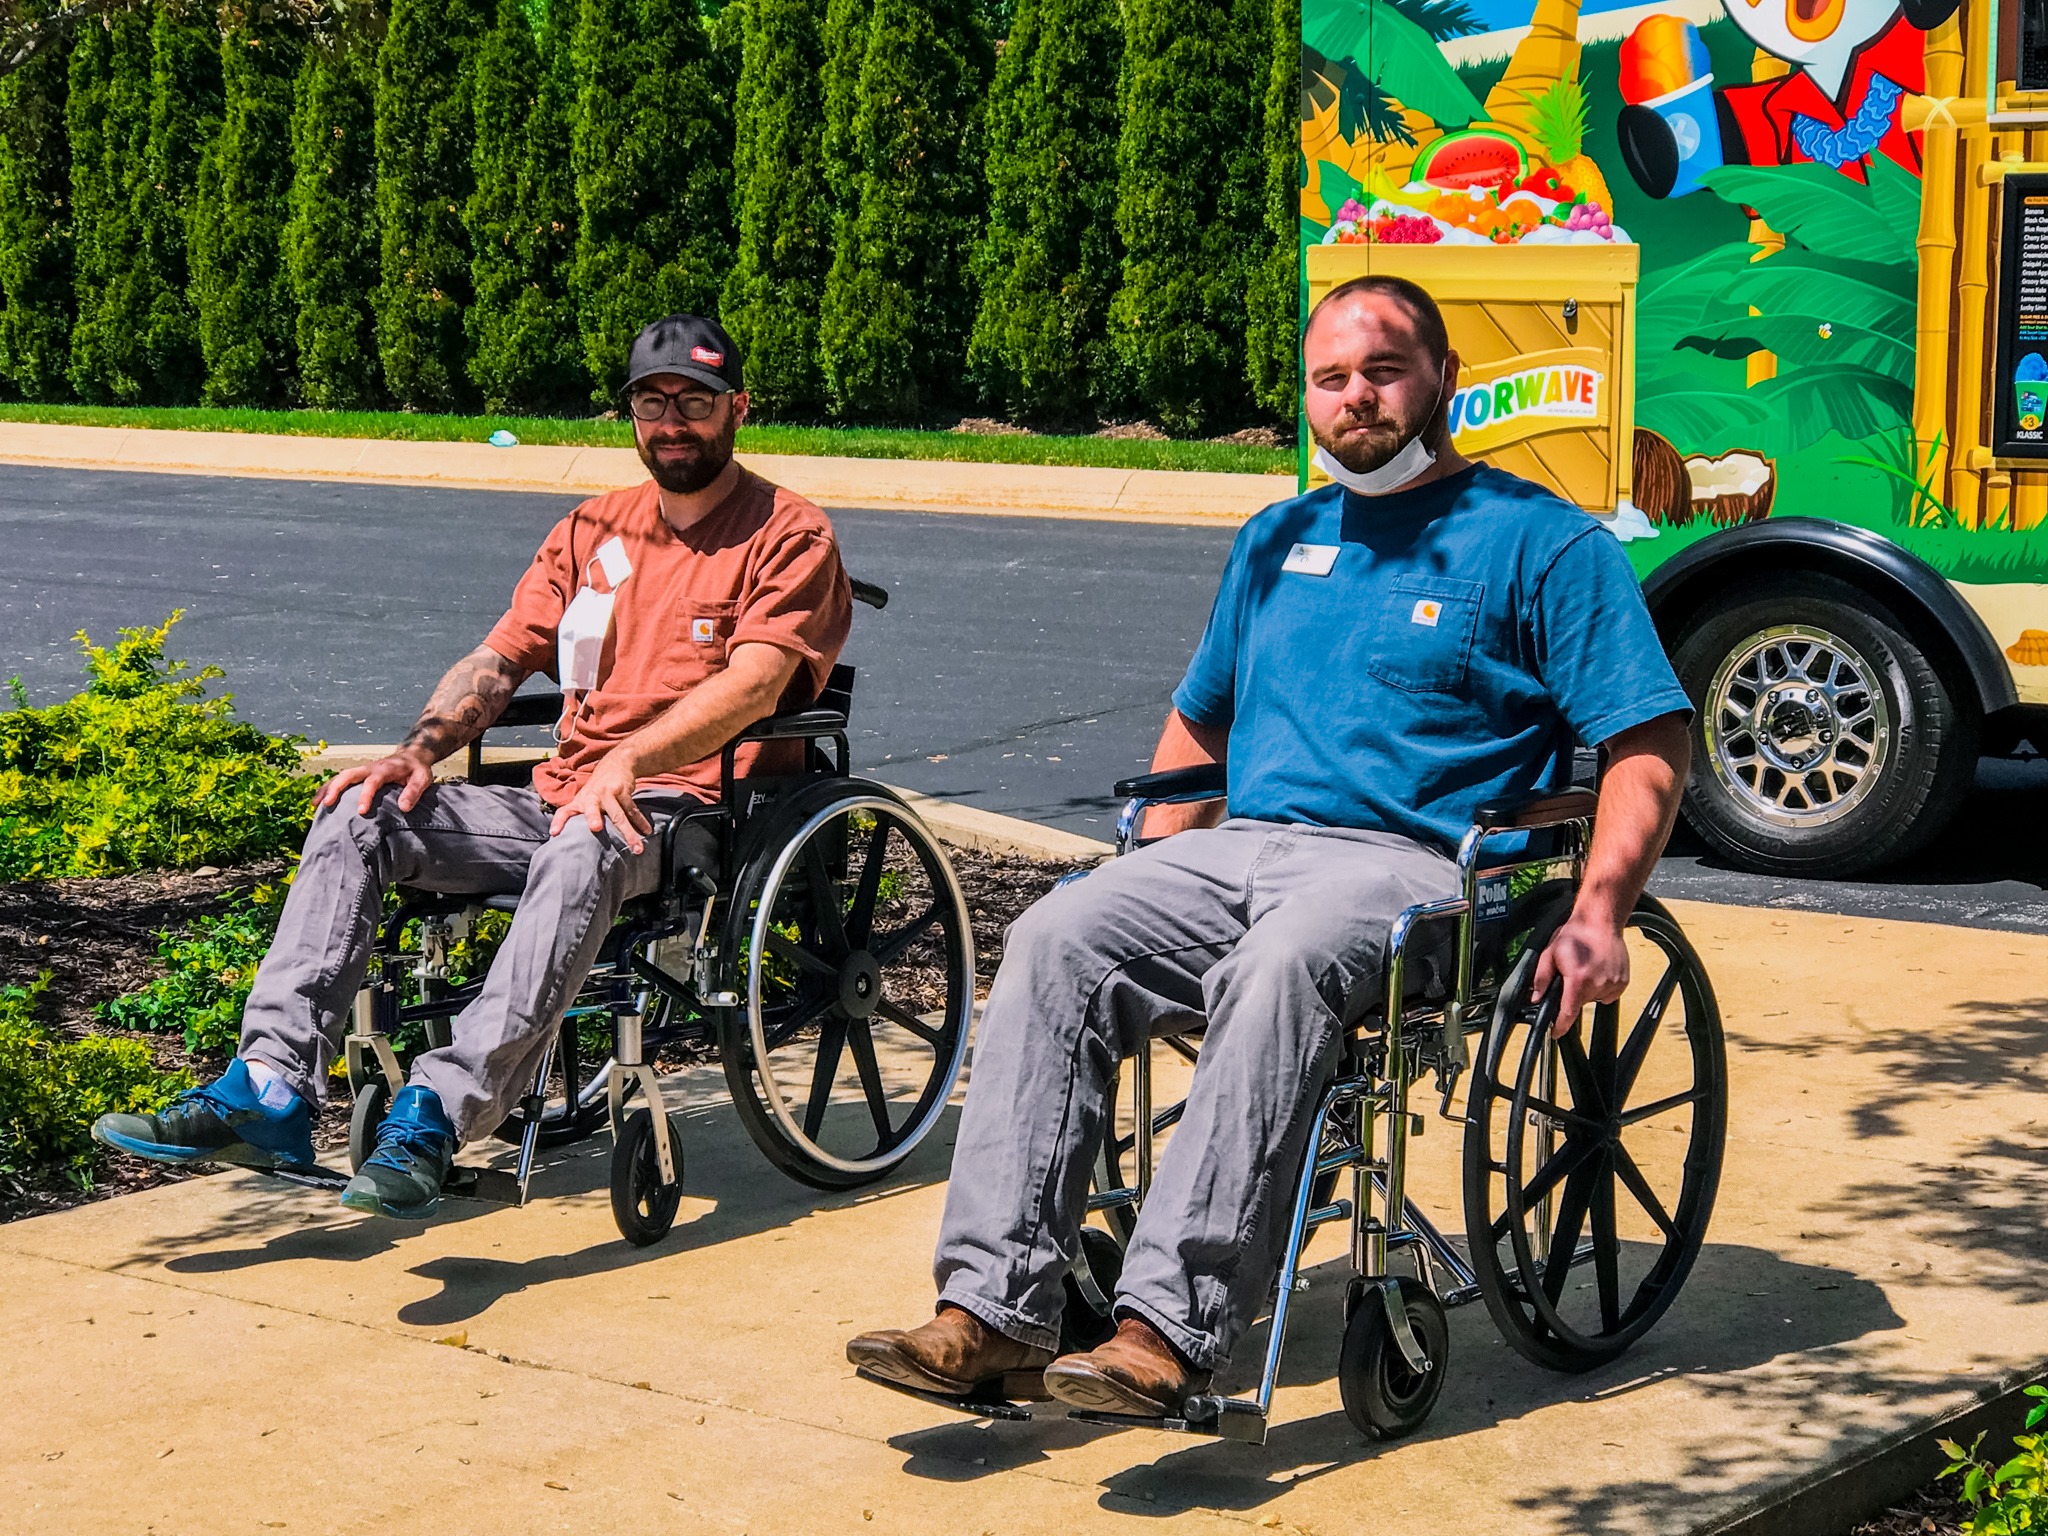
[627,387,726,422]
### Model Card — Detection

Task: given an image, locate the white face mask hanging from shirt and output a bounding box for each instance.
[1311,369,1449,496]
[557,536,634,696]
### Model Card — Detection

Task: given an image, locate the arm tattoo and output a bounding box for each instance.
[400,646,526,762]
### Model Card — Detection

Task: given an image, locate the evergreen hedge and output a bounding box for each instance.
[817,0,992,420]
[571,0,732,402]
[373,0,487,410]
[138,0,222,404]
[966,0,1122,424]
[466,0,583,411]
[283,23,381,410]
[0,2,74,402]
[190,4,301,405]
[1244,0,1300,422]
[65,5,155,402]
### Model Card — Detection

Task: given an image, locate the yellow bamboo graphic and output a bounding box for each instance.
[1745,50,1791,387]
[1950,120,1994,526]
[1484,0,1583,135]
[1910,13,1965,507]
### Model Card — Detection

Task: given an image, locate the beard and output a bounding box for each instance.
[638,419,736,494]
[1310,380,1447,476]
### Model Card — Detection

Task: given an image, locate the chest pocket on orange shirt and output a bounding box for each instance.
[664,600,739,688]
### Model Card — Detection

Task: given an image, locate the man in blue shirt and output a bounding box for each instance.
[847,276,1693,1417]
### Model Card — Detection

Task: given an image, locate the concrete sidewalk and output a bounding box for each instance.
[0,421,1288,524]
[4,899,2044,1534]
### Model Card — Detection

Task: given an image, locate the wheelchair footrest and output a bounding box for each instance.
[853,1368,1035,1423]
[246,1163,351,1192]
[1066,1397,1270,1445]
[443,1165,527,1206]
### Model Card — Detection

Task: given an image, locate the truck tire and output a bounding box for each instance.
[1670,574,1978,877]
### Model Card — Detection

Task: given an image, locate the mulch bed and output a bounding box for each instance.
[1847,1484,1968,1535]
[0,845,1091,1225]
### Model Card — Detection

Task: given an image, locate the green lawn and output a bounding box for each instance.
[0,402,1295,476]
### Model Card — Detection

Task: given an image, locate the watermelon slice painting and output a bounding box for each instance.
[1412,129,1526,192]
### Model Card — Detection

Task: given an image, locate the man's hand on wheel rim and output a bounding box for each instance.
[317,747,436,817]
[548,752,653,853]
[1531,913,1631,1038]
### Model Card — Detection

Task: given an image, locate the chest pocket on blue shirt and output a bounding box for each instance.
[1366,575,1485,693]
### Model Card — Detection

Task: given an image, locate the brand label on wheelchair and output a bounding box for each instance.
[1476,874,1511,924]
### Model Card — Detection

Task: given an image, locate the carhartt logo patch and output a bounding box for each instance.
[691,617,716,644]
[1411,599,1442,627]
[690,345,724,366]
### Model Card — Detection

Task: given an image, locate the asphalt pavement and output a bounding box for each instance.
[4,463,2044,931]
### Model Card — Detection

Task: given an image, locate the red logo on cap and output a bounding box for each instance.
[691,345,724,366]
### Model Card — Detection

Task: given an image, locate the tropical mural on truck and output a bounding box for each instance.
[1296,0,2048,638]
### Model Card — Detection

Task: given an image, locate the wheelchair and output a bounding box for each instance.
[334,579,978,1244]
[948,766,1726,1445]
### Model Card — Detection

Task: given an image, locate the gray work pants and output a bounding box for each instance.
[934,819,1457,1371]
[238,782,688,1142]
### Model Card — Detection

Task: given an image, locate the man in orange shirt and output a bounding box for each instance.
[95,315,853,1218]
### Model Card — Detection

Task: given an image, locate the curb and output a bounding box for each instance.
[0,422,1284,526]
[1703,1368,2048,1536]
[299,745,1115,864]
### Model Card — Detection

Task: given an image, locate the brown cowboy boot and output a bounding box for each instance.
[847,1305,1055,1402]
[1042,1316,1210,1416]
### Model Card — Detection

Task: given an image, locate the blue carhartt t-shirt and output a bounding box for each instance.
[1171,465,1691,854]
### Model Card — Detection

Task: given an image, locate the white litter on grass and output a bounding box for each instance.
[488,429,519,448]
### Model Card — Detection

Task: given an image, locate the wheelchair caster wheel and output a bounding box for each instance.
[348,1079,391,1174]
[611,1108,686,1246]
[1059,1226,1125,1353]
[1338,1277,1448,1442]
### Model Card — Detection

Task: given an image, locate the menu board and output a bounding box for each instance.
[1994,176,2048,458]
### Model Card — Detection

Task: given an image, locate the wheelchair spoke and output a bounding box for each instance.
[1493,1136,1598,1243]
[1540,1164,1594,1308]
[873,998,944,1050]
[1589,1000,1619,1108]
[1519,1093,1603,1137]
[1613,1142,1679,1241]
[802,1017,849,1139]
[1620,1087,1705,1127]
[871,906,941,967]
[1613,961,1681,1104]
[1555,1029,1602,1119]
[846,817,893,948]
[801,841,850,957]
[763,986,836,1051]
[846,1018,896,1145]
[766,929,837,981]
[1590,1159,1621,1332]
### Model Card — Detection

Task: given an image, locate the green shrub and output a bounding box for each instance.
[0,613,313,881]
[191,4,303,406]
[1243,0,1300,422]
[65,2,155,403]
[1,974,193,1191]
[1942,1389,2048,1534]
[139,0,225,405]
[285,20,383,410]
[966,0,1124,424]
[101,883,287,1053]
[0,0,75,403]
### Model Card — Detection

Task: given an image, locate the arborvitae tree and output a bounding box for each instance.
[818,0,867,270]
[1108,0,1265,434]
[66,5,154,401]
[816,0,992,420]
[571,0,733,401]
[720,0,830,417]
[0,3,74,401]
[465,0,583,411]
[138,0,223,403]
[190,5,303,405]
[284,22,381,409]
[374,0,488,409]
[1243,0,1299,423]
[965,0,1122,424]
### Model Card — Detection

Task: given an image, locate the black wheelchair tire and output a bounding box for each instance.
[1338,1277,1449,1441]
[348,1078,390,1174]
[717,779,974,1191]
[1059,1226,1126,1354]
[610,1108,686,1247]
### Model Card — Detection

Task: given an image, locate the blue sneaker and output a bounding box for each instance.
[340,1085,455,1219]
[92,1057,316,1171]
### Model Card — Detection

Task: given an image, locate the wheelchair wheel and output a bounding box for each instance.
[490,1009,613,1151]
[1462,895,1726,1373]
[1090,1035,1201,1244]
[610,1108,687,1247]
[1059,1226,1125,1353]
[1339,1276,1449,1441]
[719,782,974,1190]
[348,1078,391,1174]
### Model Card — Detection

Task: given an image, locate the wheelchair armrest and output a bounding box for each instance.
[1113,763,1227,803]
[492,691,563,730]
[1473,786,1597,832]
[740,708,850,742]
[851,578,888,610]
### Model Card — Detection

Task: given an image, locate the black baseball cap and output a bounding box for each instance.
[624,314,744,395]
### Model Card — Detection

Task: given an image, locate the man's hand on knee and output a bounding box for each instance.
[317,746,437,818]
[548,749,654,854]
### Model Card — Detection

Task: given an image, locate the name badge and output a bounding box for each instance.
[1281,542,1339,577]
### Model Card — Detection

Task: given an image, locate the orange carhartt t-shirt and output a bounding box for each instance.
[483,469,853,807]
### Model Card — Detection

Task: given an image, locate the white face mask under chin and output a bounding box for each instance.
[1312,432,1437,496]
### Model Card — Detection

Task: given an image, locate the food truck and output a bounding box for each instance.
[1300,0,2048,876]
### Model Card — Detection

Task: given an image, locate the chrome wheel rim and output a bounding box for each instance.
[1704,624,1890,828]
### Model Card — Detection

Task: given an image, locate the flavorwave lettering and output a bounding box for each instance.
[1449,365,1602,437]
